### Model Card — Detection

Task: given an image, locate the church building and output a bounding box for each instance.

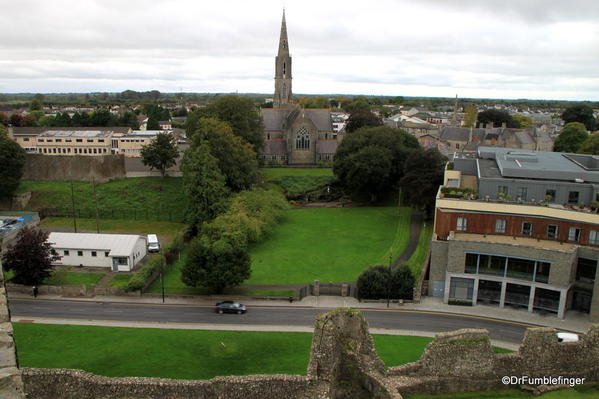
[260,11,343,165]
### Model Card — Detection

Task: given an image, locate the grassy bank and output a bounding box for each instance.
[248,207,411,285]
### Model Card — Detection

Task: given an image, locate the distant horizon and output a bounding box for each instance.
[1,91,597,104]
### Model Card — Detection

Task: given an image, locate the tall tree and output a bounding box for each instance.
[140,132,180,177]
[334,126,420,201]
[578,133,599,155]
[181,236,251,294]
[400,149,446,216]
[2,228,59,286]
[0,127,27,200]
[146,116,160,130]
[562,104,597,131]
[357,264,415,300]
[512,115,533,128]
[193,95,264,153]
[182,141,230,233]
[346,109,382,133]
[29,98,43,111]
[462,104,477,128]
[190,118,258,191]
[477,109,519,128]
[554,122,589,153]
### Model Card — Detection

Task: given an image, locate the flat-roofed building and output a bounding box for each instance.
[10,126,131,156]
[48,232,147,272]
[430,147,599,322]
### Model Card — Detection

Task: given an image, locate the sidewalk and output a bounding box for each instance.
[8,291,593,334]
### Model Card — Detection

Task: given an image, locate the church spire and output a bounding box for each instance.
[273,10,292,108]
[278,10,289,55]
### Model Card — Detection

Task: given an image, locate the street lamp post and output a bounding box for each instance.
[387,253,392,308]
[161,255,165,303]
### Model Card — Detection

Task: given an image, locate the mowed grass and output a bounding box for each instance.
[261,168,333,180]
[45,271,104,289]
[12,323,514,380]
[15,178,187,221]
[247,207,411,285]
[12,323,312,379]
[404,222,433,279]
[405,386,599,399]
[108,274,132,290]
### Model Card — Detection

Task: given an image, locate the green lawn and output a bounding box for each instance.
[145,250,210,295]
[405,386,599,399]
[108,274,132,290]
[261,168,333,180]
[404,222,433,279]
[14,178,186,222]
[12,324,312,379]
[12,323,515,381]
[247,207,411,285]
[44,270,104,289]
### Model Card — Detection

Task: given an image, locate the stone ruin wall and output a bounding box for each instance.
[389,326,599,396]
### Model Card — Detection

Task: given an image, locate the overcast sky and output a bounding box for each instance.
[1,0,598,100]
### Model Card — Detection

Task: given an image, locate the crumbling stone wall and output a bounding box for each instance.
[0,267,26,399]
[389,326,599,395]
[22,154,126,182]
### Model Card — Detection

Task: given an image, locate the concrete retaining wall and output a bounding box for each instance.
[22,154,126,182]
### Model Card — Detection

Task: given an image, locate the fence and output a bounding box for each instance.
[40,207,185,223]
[298,281,358,300]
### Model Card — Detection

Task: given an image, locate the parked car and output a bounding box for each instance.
[215,301,247,314]
[147,234,160,253]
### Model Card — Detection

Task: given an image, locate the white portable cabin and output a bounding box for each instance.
[48,232,147,272]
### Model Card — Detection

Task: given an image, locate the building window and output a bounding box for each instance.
[497,186,508,196]
[456,217,467,231]
[98,139,105,143]
[76,139,82,142]
[449,277,474,301]
[535,262,551,284]
[295,126,310,150]
[589,230,599,245]
[116,257,128,265]
[87,139,93,143]
[495,219,506,234]
[568,191,579,204]
[63,250,70,256]
[23,138,29,142]
[38,139,44,142]
[522,222,533,236]
[104,251,110,257]
[77,250,83,256]
[516,187,527,201]
[465,253,478,273]
[545,189,556,202]
[55,139,62,142]
[576,258,597,283]
[568,227,581,242]
[455,143,460,149]
[91,251,97,257]
[547,225,558,240]
[506,257,535,281]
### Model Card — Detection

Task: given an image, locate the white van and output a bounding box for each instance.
[147,234,160,253]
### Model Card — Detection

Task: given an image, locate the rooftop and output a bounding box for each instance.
[477,147,599,184]
[450,232,577,252]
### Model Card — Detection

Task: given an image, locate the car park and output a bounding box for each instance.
[214,301,247,314]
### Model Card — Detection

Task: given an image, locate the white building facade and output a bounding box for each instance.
[48,233,147,272]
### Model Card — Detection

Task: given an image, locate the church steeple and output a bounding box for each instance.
[274,10,292,108]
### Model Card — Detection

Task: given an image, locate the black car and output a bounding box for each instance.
[215,301,247,314]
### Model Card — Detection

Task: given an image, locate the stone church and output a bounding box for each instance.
[260,12,343,165]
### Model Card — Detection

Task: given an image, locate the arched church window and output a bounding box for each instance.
[282,84,287,99]
[296,126,310,150]
[283,62,286,76]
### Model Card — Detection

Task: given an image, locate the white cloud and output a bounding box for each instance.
[0,0,597,99]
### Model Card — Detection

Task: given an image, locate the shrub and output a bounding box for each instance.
[357,264,415,300]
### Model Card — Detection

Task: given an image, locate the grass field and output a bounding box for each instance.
[14,178,186,222]
[261,168,334,180]
[404,221,433,279]
[12,323,514,380]
[44,270,104,289]
[108,274,132,289]
[247,207,411,285]
[405,386,599,399]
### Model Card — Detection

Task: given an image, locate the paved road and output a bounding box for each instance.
[9,299,536,343]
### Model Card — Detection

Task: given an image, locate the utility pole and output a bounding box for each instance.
[70,180,77,233]
[92,177,100,233]
[161,255,165,303]
[387,253,392,308]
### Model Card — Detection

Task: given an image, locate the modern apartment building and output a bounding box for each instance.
[430,147,599,322]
